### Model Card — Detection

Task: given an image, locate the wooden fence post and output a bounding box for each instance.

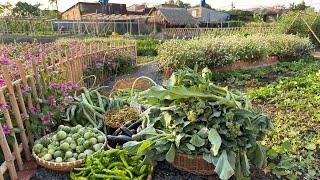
[0,125,18,180]
[2,66,31,161]
[0,91,23,171]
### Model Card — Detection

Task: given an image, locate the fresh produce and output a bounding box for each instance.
[70,149,153,179]
[124,67,272,180]
[104,105,140,129]
[107,120,142,148]
[33,125,106,163]
[65,87,125,129]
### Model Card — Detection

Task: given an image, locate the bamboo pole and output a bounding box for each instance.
[28,77,40,110]
[17,62,35,145]
[301,17,320,44]
[0,91,23,171]
[2,66,31,161]
[0,125,18,180]
[15,83,34,145]
[31,57,44,99]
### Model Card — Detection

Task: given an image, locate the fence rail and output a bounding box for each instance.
[0,41,137,180]
[164,27,277,38]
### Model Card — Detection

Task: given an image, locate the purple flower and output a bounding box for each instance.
[0,79,5,87]
[23,52,31,60]
[66,81,73,87]
[34,56,40,64]
[61,84,68,92]
[48,111,53,116]
[57,104,65,112]
[51,83,60,89]
[72,84,78,90]
[1,57,10,65]
[64,95,73,104]
[21,86,31,93]
[48,96,56,106]
[30,107,37,114]
[2,125,10,136]
[0,102,10,110]
[41,115,50,125]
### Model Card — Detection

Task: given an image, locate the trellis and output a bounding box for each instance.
[0,41,137,180]
[286,12,320,44]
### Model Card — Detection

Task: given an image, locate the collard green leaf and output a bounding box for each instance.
[197,127,208,138]
[190,134,205,147]
[166,144,176,163]
[137,139,153,155]
[132,127,157,140]
[203,152,219,166]
[208,128,222,156]
[248,143,266,168]
[123,141,142,155]
[215,150,235,180]
[241,152,250,177]
[162,111,172,127]
[175,134,184,147]
[186,143,196,151]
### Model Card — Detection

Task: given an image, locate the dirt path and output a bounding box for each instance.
[104,61,162,90]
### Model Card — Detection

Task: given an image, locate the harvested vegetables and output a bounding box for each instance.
[104,105,140,128]
[124,67,272,180]
[65,87,125,129]
[33,125,105,163]
[70,149,153,180]
[107,120,142,147]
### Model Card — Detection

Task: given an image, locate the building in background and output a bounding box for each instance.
[146,7,197,27]
[188,7,230,25]
[61,2,127,20]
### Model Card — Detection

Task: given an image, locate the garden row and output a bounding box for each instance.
[213,58,320,179]
[157,34,314,69]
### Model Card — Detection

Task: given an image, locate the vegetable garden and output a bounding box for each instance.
[0,18,319,180]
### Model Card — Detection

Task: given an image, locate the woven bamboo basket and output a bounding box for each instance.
[32,129,107,172]
[109,77,156,97]
[172,153,215,176]
[103,106,140,129]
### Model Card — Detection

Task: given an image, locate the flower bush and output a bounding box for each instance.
[157,34,314,69]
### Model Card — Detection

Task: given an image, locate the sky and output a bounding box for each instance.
[0,0,319,12]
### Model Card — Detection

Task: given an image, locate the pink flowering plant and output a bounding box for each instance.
[30,81,78,136]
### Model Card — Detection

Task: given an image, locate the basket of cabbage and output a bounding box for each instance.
[32,125,106,171]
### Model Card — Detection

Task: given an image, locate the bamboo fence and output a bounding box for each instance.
[0,41,137,180]
[164,27,277,38]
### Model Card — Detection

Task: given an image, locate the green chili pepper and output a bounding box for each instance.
[107,162,124,169]
[120,153,129,168]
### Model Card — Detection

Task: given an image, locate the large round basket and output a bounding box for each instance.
[172,153,215,176]
[32,129,107,172]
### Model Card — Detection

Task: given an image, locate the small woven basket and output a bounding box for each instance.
[172,153,215,176]
[103,106,140,129]
[109,77,156,97]
[32,129,106,172]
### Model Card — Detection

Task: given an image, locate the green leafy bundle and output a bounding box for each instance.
[124,67,272,180]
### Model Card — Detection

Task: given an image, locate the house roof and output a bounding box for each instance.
[189,7,230,23]
[156,8,197,25]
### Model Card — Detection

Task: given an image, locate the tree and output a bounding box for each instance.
[0,2,13,16]
[166,0,175,4]
[176,0,191,9]
[48,0,58,12]
[12,2,41,16]
[193,3,214,10]
[290,1,309,11]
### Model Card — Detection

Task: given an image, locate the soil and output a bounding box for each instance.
[29,161,278,180]
[103,61,162,91]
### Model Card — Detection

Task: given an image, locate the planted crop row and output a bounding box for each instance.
[157,34,314,69]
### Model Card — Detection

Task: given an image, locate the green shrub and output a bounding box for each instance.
[136,39,164,56]
[157,34,314,69]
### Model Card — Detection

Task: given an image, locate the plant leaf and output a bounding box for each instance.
[215,150,235,180]
[186,143,195,151]
[175,134,184,147]
[208,128,222,156]
[190,134,205,147]
[166,144,176,163]
[162,111,172,127]
[137,139,153,155]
